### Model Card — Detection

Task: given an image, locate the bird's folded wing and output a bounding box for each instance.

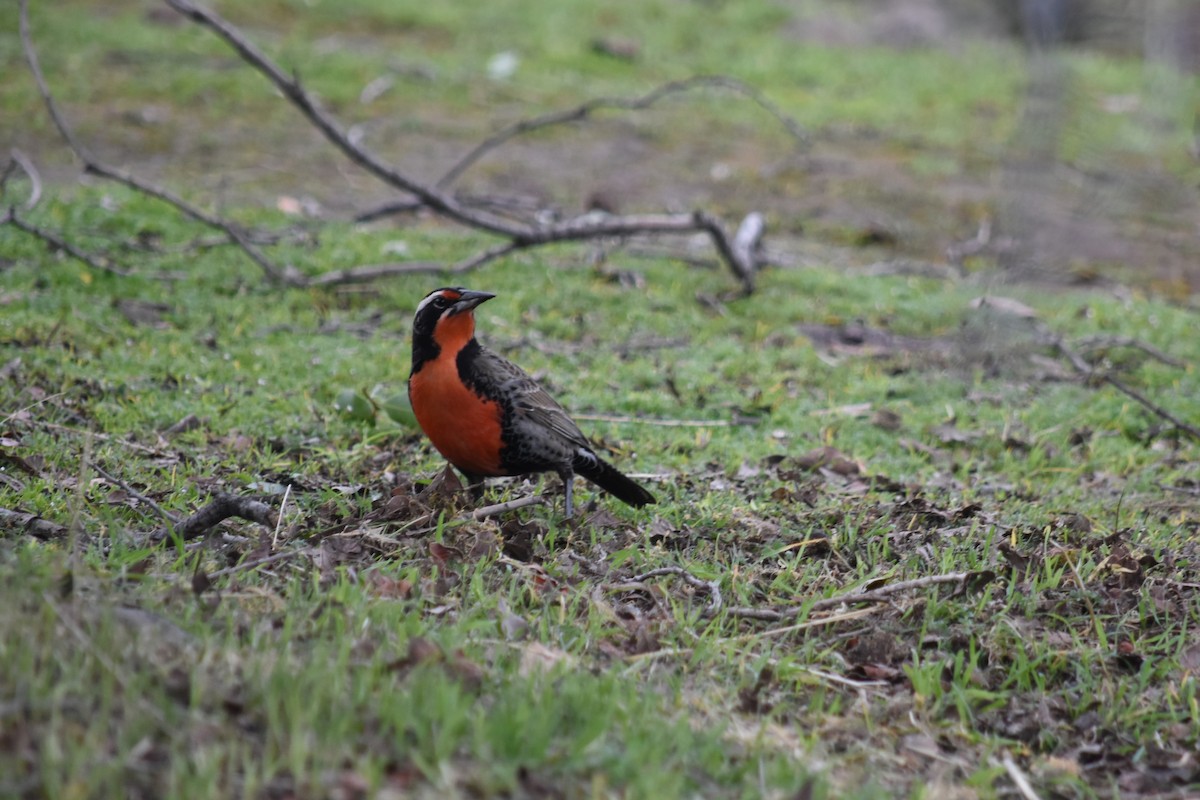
[479,348,591,447]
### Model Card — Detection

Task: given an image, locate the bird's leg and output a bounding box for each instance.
[461,472,487,501]
[557,468,575,519]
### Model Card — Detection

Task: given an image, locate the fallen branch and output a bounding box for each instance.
[18,0,298,285]
[0,507,67,539]
[726,571,982,622]
[1074,334,1187,369]
[1048,329,1200,443]
[431,75,808,191]
[162,0,765,293]
[471,494,546,520]
[1000,753,1043,800]
[625,565,722,617]
[2,207,131,277]
[152,491,277,542]
[91,463,180,527]
[207,549,303,579]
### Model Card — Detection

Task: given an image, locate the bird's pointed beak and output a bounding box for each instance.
[449,290,496,315]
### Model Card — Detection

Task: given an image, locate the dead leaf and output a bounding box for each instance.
[496,598,528,640]
[428,541,462,568]
[0,358,21,381]
[446,650,485,689]
[468,528,499,560]
[519,642,574,676]
[367,573,413,599]
[417,464,464,509]
[931,422,980,445]
[115,298,172,328]
[871,408,903,431]
[1179,642,1200,672]
[794,446,862,476]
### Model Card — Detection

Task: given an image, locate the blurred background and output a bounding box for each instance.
[5,0,1199,295]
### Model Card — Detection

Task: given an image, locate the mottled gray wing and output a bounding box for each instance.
[476,347,591,447]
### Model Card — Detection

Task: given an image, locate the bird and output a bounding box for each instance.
[407,287,656,518]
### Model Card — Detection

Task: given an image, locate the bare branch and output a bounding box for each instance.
[305,261,444,286]
[152,491,277,542]
[9,148,43,208]
[806,572,976,611]
[354,198,424,224]
[0,159,17,201]
[1073,334,1187,369]
[471,494,546,520]
[625,565,722,617]
[1048,329,1200,442]
[435,74,808,190]
[163,0,765,292]
[91,463,180,527]
[726,571,982,622]
[1000,753,1043,800]
[207,550,302,579]
[18,0,296,284]
[2,207,132,277]
[163,0,520,237]
[731,212,765,274]
[0,507,68,539]
[449,240,528,274]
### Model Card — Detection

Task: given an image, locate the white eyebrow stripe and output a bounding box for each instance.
[415,289,448,316]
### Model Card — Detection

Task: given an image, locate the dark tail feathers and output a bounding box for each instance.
[575,455,656,508]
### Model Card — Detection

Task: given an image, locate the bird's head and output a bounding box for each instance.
[410,287,496,369]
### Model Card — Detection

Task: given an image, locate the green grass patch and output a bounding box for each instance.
[4,1,1200,796]
[4,181,1200,796]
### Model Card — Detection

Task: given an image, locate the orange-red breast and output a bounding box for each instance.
[407,287,655,518]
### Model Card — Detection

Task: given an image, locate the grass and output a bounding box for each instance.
[4,185,1199,797]
[4,0,1200,797]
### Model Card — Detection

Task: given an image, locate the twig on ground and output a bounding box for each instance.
[1159,483,1200,497]
[92,464,180,527]
[625,566,722,617]
[162,0,765,292]
[1000,753,1043,800]
[1048,329,1200,442]
[152,491,277,542]
[0,158,16,200]
[33,422,166,454]
[207,549,303,580]
[471,494,546,520]
[2,207,132,277]
[807,572,975,612]
[272,484,291,549]
[0,507,68,539]
[726,572,980,623]
[18,0,296,285]
[766,658,891,690]
[1074,334,1187,369]
[727,607,880,641]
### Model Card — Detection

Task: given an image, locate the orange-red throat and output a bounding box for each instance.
[409,287,503,477]
[432,305,477,356]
